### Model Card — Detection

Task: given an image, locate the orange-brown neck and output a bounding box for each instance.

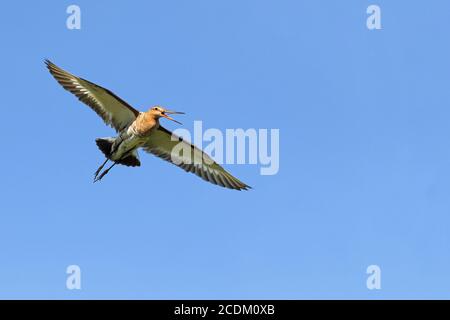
[134,112,159,136]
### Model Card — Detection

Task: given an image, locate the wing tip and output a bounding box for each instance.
[237,184,252,191]
[222,171,252,191]
[44,58,53,67]
[44,59,59,74]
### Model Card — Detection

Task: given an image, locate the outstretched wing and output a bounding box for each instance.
[142,126,251,190]
[45,60,140,132]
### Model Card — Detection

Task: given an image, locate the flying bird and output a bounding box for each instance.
[45,60,250,190]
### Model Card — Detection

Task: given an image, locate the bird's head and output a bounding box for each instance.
[148,106,184,125]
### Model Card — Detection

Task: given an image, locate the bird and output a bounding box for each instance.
[45,60,250,190]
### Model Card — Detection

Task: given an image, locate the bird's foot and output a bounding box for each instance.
[94,167,104,181]
[93,162,116,183]
[94,169,107,183]
[94,159,109,180]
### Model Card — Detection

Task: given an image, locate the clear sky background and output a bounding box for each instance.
[1,0,450,299]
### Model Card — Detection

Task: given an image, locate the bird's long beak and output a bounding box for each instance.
[161,110,184,125]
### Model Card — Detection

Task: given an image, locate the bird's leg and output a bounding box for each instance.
[94,162,117,183]
[94,158,109,180]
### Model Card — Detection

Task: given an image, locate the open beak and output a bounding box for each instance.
[161,110,184,125]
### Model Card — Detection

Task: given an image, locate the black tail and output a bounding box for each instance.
[96,138,114,157]
[118,155,141,167]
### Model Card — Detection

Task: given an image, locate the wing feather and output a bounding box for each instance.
[45,60,139,132]
[142,126,251,190]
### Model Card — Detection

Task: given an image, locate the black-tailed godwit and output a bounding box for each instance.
[45,60,250,190]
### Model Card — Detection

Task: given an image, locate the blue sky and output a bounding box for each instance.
[1,0,450,299]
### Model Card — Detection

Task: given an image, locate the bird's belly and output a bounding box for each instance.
[110,135,144,161]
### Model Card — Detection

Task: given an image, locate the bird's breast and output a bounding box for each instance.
[110,134,143,161]
[129,114,158,137]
